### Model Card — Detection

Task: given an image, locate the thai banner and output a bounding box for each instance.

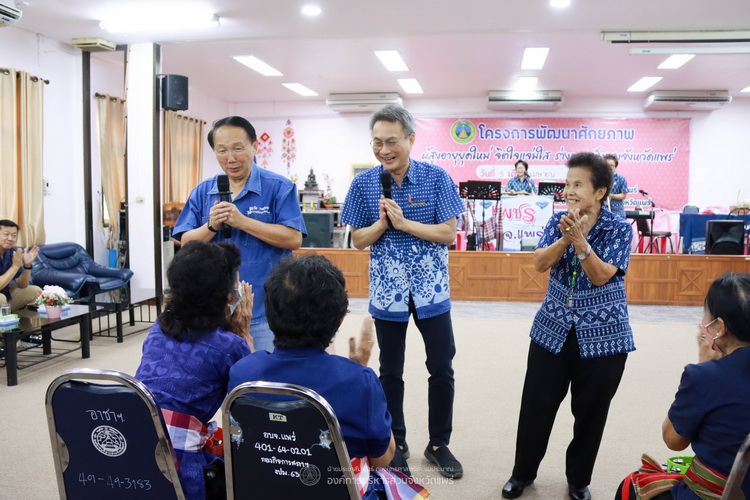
[499,195,554,251]
[413,117,690,210]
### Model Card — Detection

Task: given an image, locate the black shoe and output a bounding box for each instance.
[502,477,533,499]
[388,445,412,478]
[424,445,463,479]
[568,484,591,500]
[26,334,43,345]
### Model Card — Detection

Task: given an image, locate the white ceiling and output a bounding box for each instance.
[9,0,750,105]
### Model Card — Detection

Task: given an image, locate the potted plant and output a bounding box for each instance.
[34,285,73,319]
[324,196,337,209]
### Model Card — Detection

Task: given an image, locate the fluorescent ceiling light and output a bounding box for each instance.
[521,48,549,70]
[550,0,571,8]
[101,9,218,33]
[374,50,409,72]
[628,76,662,92]
[657,54,695,69]
[515,76,538,91]
[282,83,319,97]
[630,46,750,55]
[741,85,750,93]
[233,56,283,77]
[301,5,321,16]
[398,78,423,94]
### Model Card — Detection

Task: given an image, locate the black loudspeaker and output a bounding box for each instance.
[161,74,188,111]
[301,212,333,248]
[706,220,744,255]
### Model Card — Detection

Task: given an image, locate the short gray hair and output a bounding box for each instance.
[369,105,416,137]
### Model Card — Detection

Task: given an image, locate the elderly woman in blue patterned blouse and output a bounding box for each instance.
[506,160,537,195]
[502,152,635,500]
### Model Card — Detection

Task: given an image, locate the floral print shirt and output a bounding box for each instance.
[342,160,464,321]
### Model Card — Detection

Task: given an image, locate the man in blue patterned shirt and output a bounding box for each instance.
[341,105,465,479]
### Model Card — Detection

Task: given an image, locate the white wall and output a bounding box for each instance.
[689,102,750,209]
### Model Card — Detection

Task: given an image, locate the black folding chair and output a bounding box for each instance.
[635,212,674,253]
[222,381,362,500]
[722,432,750,499]
[45,368,185,499]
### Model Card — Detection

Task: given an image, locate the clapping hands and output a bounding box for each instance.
[230,282,254,350]
[349,316,376,367]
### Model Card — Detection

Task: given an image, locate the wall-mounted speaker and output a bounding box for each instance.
[161,74,188,111]
[706,220,744,255]
[301,212,333,248]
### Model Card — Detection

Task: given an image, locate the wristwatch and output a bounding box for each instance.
[207,220,218,233]
[577,243,592,261]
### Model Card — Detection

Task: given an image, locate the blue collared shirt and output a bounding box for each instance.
[531,209,636,358]
[341,159,464,321]
[173,165,306,320]
[668,348,750,498]
[506,176,537,194]
[608,172,628,219]
[0,249,23,300]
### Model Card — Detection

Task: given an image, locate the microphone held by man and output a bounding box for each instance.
[380,171,395,229]
[216,174,233,237]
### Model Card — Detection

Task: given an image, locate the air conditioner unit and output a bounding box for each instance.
[326,93,402,113]
[72,38,117,52]
[643,90,731,111]
[0,0,22,27]
[602,30,750,43]
[487,90,563,111]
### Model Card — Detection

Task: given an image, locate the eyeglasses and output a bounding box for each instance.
[370,137,407,150]
[699,317,718,339]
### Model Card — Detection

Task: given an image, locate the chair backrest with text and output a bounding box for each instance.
[45,368,185,500]
[222,381,361,500]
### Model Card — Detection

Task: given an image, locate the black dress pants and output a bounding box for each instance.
[374,299,456,448]
[512,327,628,488]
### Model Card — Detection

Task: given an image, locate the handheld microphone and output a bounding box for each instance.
[639,189,649,196]
[379,171,394,229]
[216,174,232,238]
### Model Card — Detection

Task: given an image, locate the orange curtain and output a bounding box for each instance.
[0,68,46,247]
[95,94,127,249]
[163,111,204,203]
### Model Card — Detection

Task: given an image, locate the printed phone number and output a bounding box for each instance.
[255,442,311,456]
[78,473,152,490]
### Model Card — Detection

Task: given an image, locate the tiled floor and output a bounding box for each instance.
[348,297,702,322]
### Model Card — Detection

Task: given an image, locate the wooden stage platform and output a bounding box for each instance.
[295,249,750,306]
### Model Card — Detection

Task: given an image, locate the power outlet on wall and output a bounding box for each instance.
[44,177,51,196]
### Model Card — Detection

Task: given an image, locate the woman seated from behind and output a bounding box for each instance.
[136,240,253,499]
[229,254,428,499]
[616,272,750,499]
